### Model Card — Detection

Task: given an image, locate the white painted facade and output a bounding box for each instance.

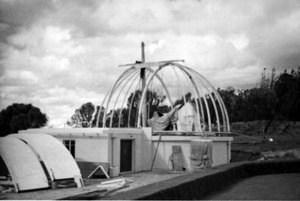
[20,128,110,164]
[151,136,232,170]
[19,128,153,176]
[19,128,232,176]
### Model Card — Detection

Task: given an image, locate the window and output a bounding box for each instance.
[63,140,76,158]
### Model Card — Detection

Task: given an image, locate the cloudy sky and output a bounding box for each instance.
[1,0,300,127]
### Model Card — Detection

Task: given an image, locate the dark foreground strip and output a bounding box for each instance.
[108,159,300,200]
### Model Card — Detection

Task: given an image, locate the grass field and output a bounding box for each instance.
[230,121,300,161]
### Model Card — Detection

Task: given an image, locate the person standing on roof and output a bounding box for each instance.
[147,104,183,131]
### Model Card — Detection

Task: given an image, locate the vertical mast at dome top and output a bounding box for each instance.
[119,42,185,128]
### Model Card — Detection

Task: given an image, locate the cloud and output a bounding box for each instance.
[0,70,39,86]
[1,0,300,126]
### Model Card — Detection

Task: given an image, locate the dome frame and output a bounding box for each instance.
[92,43,230,134]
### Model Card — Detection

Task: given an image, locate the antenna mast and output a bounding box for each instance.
[140,42,147,127]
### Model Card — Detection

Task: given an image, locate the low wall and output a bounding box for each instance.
[109,159,300,200]
[151,136,233,170]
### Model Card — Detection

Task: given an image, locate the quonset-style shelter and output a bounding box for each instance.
[0,134,83,192]
[18,43,233,178]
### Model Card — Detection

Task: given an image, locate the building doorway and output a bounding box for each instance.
[120,139,133,172]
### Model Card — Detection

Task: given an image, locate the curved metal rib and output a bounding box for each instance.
[138,63,204,132]
[96,61,230,132]
[173,65,205,132]
[127,77,141,127]
[171,64,203,132]
[146,68,174,107]
[94,92,108,127]
[178,64,220,132]
[173,63,213,132]
[117,72,140,127]
[186,68,220,132]
[136,64,169,127]
[185,66,230,132]
[102,67,135,127]
[109,71,139,127]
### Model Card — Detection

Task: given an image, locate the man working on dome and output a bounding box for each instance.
[147,104,183,131]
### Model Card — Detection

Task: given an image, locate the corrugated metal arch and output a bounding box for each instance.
[10,133,82,182]
[0,137,49,192]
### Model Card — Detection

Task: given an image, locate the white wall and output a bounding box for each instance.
[105,128,152,173]
[19,128,109,163]
[140,127,152,170]
[152,140,191,170]
[74,138,108,162]
[151,136,233,170]
[109,133,135,171]
[211,141,231,166]
[18,127,232,173]
[19,128,153,173]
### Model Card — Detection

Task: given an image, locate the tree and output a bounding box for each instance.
[218,87,277,123]
[67,102,95,127]
[91,105,105,127]
[274,69,300,121]
[93,89,168,128]
[242,88,277,121]
[0,103,47,136]
[218,87,240,122]
[124,89,165,127]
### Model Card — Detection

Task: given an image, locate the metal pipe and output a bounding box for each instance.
[117,72,140,127]
[109,71,139,127]
[187,67,230,132]
[102,68,135,127]
[127,77,141,127]
[172,63,210,132]
[188,69,221,132]
[137,63,204,132]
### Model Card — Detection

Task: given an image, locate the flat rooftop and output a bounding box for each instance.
[1,169,186,200]
[2,159,300,200]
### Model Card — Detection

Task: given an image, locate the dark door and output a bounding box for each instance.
[120,139,133,172]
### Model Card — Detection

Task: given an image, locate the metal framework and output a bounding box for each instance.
[92,62,230,134]
[92,43,230,134]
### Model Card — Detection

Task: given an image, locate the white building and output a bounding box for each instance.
[19,127,232,177]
